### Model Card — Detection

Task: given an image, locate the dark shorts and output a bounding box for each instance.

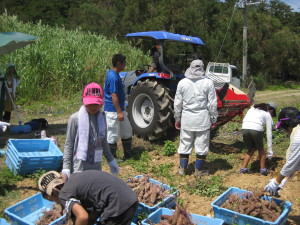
[100,202,138,225]
[243,129,264,151]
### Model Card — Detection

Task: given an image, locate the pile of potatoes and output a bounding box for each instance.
[127,175,171,206]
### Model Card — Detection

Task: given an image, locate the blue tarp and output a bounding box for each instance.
[126,31,205,45]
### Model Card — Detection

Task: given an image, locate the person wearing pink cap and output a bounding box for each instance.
[61,82,119,182]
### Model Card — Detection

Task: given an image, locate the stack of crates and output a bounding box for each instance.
[5,139,63,175]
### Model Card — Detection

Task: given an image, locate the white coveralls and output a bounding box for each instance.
[174,77,218,155]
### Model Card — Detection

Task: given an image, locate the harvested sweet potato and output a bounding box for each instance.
[221,192,283,222]
[153,204,195,225]
[126,175,171,206]
[36,203,73,225]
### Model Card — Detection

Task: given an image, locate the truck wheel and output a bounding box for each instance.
[127,80,173,140]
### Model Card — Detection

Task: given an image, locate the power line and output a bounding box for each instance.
[215,1,237,63]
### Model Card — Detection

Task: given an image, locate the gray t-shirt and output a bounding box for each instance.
[59,170,138,221]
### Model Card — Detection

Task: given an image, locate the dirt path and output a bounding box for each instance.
[254,89,300,106]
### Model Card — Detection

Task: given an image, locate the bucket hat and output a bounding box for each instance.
[184,59,205,79]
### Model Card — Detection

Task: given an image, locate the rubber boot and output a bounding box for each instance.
[195,155,208,177]
[122,138,132,159]
[179,154,189,175]
[109,143,118,158]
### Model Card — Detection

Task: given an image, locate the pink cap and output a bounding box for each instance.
[82,82,104,105]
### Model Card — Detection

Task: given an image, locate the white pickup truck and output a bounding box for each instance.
[205,62,241,89]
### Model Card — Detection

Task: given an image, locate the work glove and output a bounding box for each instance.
[61,169,70,182]
[264,178,280,196]
[278,177,288,191]
[0,121,10,132]
[108,159,119,175]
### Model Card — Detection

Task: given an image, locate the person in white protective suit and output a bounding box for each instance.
[264,107,300,196]
[174,59,218,177]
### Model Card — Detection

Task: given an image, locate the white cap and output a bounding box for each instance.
[268,102,277,110]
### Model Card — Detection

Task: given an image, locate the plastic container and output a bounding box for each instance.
[41,130,46,139]
[0,218,10,225]
[5,193,66,225]
[0,149,6,157]
[133,175,179,214]
[211,187,292,225]
[5,193,137,225]
[141,208,224,225]
[5,139,63,175]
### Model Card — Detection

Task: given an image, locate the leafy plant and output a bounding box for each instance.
[0,168,23,195]
[162,140,177,156]
[151,163,174,178]
[185,175,227,197]
[126,151,150,174]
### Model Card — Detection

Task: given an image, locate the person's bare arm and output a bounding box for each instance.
[111,93,124,121]
[72,203,89,225]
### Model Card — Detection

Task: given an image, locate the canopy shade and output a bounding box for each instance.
[0,32,38,55]
[126,31,205,45]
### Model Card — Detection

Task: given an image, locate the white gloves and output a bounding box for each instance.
[0,121,10,132]
[278,177,288,190]
[108,159,119,175]
[61,169,70,182]
[264,178,280,195]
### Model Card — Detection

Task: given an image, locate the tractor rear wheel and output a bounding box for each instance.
[127,80,173,140]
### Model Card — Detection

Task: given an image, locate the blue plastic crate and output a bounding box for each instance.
[133,175,179,214]
[6,150,62,169]
[5,155,62,175]
[7,145,62,165]
[0,218,10,225]
[211,187,292,225]
[7,139,63,162]
[141,208,224,225]
[5,193,137,225]
[5,193,66,225]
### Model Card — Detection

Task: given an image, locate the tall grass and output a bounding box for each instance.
[0,12,151,102]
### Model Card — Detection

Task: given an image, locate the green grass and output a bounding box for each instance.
[264,83,300,91]
[0,12,152,103]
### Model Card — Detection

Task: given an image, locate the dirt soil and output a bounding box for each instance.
[0,89,300,224]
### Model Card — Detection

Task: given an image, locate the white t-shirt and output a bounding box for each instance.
[242,107,273,154]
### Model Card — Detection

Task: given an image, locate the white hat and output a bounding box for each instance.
[184,59,205,79]
[268,102,277,110]
[6,62,15,69]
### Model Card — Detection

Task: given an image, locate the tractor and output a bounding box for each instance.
[119,31,253,140]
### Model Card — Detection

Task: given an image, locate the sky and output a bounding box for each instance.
[282,0,300,11]
[222,0,300,12]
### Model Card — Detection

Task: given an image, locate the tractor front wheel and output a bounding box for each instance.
[127,80,173,140]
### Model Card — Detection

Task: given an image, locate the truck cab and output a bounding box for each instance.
[206,62,241,89]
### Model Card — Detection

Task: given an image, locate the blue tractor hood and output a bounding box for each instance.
[126,31,205,45]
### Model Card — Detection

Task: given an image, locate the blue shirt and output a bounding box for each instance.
[104,70,125,112]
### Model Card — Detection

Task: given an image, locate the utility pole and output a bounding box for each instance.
[237,0,264,88]
[243,2,248,87]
